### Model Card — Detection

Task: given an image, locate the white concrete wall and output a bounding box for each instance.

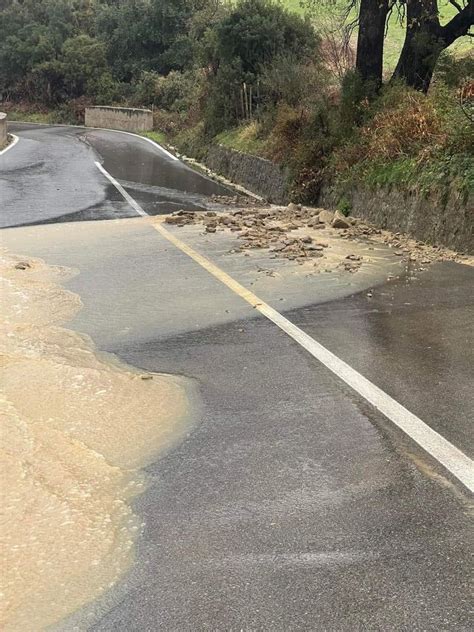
[85,106,153,132]
[0,112,7,149]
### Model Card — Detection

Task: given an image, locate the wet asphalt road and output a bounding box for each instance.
[0,123,230,228]
[1,124,473,630]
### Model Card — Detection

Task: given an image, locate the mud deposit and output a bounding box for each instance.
[0,250,191,630]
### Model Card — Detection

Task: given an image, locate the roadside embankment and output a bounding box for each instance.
[0,112,7,148]
[85,106,153,132]
[0,249,192,630]
[177,141,473,255]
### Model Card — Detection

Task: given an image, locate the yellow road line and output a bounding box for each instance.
[96,161,474,493]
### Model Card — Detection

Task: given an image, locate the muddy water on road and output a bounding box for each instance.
[0,250,192,630]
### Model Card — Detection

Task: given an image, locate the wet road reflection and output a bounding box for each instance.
[84,130,231,203]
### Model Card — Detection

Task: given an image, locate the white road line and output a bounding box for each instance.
[95,161,147,217]
[96,161,474,493]
[0,134,19,156]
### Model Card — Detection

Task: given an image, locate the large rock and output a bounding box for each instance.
[319,210,335,224]
[332,210,350,229]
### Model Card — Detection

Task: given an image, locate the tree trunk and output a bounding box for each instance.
[393,0,474,93]
[355,0,389,88]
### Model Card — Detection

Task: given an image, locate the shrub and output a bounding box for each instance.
[434,51,474,88]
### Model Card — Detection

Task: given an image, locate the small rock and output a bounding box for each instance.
[206,225,216,233]
[206,211,217,217]
[164,216,185,225]
[14,261,31,270]
[287,202,301,212]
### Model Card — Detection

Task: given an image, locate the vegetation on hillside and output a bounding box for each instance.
[1,0,472,204]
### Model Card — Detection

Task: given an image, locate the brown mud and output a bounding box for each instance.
[0,249,192,630]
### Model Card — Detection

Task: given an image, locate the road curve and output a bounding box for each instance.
[1,123,473,631]
[0,123,231,228]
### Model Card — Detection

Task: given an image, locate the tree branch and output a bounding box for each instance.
[441,0,474,46]
[447,0,464,14]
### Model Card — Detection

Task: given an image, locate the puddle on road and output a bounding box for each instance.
[0,249,192,630]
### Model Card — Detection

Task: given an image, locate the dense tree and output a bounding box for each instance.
[203,0,319,133]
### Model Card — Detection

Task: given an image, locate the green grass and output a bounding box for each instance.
[279,0,472,71]
[5,110,53,123]
[215,123,268,156]
[141,130,167,145]
[339,152,473,203]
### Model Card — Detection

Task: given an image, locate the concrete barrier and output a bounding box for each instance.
[85,106,153,132]
[0,112,7,149]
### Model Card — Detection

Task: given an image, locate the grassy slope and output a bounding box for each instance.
[280,0,472,71]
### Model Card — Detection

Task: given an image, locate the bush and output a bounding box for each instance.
[133,70,198,112]
[434,52,474,88]
[260,55,328,109]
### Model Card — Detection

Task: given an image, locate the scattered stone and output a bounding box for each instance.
[162,200,469,273]
[164,216,185,225]
[14,261,31,270]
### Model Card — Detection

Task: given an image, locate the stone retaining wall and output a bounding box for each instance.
[319,184,473,254]
[85,106,153,132]
[205,144,289,203]
[0,112,7,149]
[179,139,472,253]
